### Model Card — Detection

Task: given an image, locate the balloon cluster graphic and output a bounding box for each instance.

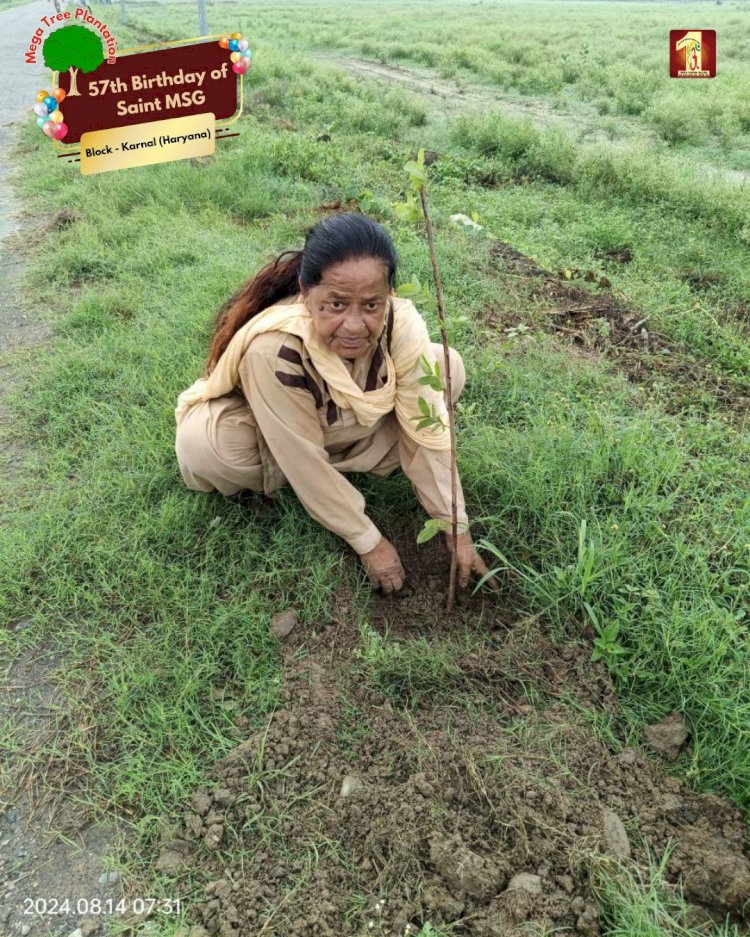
[33,87,68,141]
[218,32,252,75]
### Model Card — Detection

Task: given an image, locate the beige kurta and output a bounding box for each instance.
[175,307,468,555]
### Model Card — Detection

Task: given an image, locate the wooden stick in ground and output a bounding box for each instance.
[419,185,459,611]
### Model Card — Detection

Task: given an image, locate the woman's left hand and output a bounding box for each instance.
[442,530,500,591]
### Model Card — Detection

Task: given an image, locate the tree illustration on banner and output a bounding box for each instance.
[43,25,104,97]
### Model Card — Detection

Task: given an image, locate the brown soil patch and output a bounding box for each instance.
[159,533,750,937]
[487,241,750,426]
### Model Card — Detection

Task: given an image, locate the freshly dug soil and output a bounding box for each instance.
[163,533,750,937]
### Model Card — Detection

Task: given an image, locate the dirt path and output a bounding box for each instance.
[1,5,124,936]
[0,0,53,353]
[314,53,750,185]
[312,53,643,146]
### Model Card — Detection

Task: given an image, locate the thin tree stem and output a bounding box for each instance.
[419,185,458,612]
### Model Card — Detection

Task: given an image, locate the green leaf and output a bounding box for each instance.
[396,275,422,298]
[395,276,437,311]
[415,418,434,431]
[392,200,422,222]
[404,148,428,190]
[392,191,424,220]
[418,375,444,392]
[417,517,443,544]
[583,599,600,632]
[417,396,431,417]
[417,523,439,544]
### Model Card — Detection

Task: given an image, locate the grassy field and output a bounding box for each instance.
[1,2,749,935]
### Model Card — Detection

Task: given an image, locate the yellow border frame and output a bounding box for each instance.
[51,33,244,152]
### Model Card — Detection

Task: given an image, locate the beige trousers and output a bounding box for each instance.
[175,343,465,497]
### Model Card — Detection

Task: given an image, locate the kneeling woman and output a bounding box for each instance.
[175,213,498,596]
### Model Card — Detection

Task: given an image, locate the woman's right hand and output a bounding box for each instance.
[359,535,406,595]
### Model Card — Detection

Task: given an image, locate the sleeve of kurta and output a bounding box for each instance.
[238,336,383,556]
[392,307,470,531]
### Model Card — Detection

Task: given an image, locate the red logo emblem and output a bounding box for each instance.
[670,30,716,78]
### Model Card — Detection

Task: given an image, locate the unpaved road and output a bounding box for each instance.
[315,52,750,185]
[1,4,124,936]
[313,52,642,145]
[0,0,54,353]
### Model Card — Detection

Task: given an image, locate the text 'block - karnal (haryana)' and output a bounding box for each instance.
[80,112,215,174]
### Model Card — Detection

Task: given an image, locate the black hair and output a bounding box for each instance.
[206,213,398,374]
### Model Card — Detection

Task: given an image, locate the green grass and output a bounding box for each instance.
[464,354,749,803]
[591,847,746,937]
[1,4,749,935]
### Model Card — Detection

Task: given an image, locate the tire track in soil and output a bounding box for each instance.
[1,4,123,935]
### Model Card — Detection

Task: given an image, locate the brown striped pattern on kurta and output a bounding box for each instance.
[273,300,394,427]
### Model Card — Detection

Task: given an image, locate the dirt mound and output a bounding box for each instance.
[163,534,750,937]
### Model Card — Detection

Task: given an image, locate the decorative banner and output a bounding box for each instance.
[54,38,240,146]
[29,24,251,171]
[80,112,216,175]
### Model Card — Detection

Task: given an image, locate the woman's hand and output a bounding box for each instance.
[443,530,500,591]
[359,535,406,595]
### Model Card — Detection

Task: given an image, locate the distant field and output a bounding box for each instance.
[124,0,750,387]
[128,0,750,169]
[2,2,749,935]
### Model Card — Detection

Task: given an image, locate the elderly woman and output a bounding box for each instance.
[175,213,498,597]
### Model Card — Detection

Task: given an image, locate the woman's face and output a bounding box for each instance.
[301,257,392,360]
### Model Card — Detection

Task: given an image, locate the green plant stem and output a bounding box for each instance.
[419,184,458,612]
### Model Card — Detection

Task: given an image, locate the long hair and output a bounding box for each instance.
[204,213,398,375]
